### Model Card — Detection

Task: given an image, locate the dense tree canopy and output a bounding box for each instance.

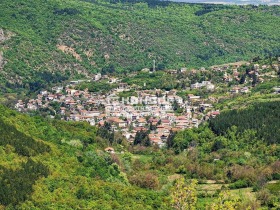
[209,101,280,144]
[1,0,280,93]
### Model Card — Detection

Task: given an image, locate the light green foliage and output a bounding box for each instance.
[0,70,280,208]
[171,178,198,210]
[118,90,138,99]
[66,139,84,148]
[1,0,280,93]
[123,71,178,90]
[0,98,279,208]
[208,191,240,210]
[0,105,170,209]
[77,80,118,93]
[169,101,280,189]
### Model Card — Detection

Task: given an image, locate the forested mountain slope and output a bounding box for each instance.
[0,105,169,209]
[0,101,280,208]
[0,0,280,92]
[209,101,280,144]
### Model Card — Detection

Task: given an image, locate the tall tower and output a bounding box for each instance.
[153,60,156,72]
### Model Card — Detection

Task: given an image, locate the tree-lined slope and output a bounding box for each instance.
[0,0,280,92]
[209,101,280,144]
[0,105,169,209]
[0,99,280,208]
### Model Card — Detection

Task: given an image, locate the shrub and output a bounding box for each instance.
[229,179,250,189]
[129,172,160,190]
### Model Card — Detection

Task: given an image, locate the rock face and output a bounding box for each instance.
[0,28,9,69]
[0,29,15,70]
[57,45,82,61]
[0,51,4,69]
[0,29,6,42]
[0,28,14,43]
[0,29,4,69]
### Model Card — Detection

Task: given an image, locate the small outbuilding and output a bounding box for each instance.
[104,147,115,153]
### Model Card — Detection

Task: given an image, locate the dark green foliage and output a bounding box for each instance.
[228,179,250,189]
[172,99,183,113]
[77,81,117,93]
[1,0,280,93]
[53,8,80,15]
[195,4,230,16]
[118,90,137,98]
[0,159,49,206]
[97,122,115,144]
[239,74,246,84]
[211,139,225,152]
[27,71,68,93]
[123,72,178,91]
[134,130,151,146]
[79,151,117,180]
[0,105,172,209]
[105,0,171,7]
[101,65,116,75]
[209,101,280,144]
[266,182,280,195]
[167,130,176,148]
[0,118,51,156]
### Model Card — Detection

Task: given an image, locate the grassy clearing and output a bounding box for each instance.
[198,183,224,192]
[197,185,257,209]
[230,187,255,200]
[197,197,214,210]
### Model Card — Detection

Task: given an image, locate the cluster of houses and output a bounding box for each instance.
[15,81,220,147]
[15,59,279,147]
[191,81,215,91]
[218,62,280,94]
[211,61,279,84]
[230,86,250,94]
[210,61,249,72]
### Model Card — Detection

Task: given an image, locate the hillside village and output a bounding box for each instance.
[15,84,217,147]
[2,1,280,209]
[15,59,280,147]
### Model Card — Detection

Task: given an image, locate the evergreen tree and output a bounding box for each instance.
[167,131,176,148]
[133,130,150,146]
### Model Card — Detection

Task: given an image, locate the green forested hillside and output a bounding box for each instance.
[209,101,280,144]
[0,0,280,208]
[1,99,280,209]
[0,105,169,209]
[0,0,280,92]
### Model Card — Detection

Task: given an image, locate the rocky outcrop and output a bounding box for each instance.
[0,29,8,69]
[57,45,82,61]
[0,51,3,68]
[0,29,5,69]
[0,28,14,43]
[0,51,7,69]
[0,29,5,42]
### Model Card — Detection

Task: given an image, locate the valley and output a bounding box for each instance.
[0,0,279,209]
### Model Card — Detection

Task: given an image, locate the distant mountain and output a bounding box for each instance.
[172,0,280,5]
[0,0,280,93]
